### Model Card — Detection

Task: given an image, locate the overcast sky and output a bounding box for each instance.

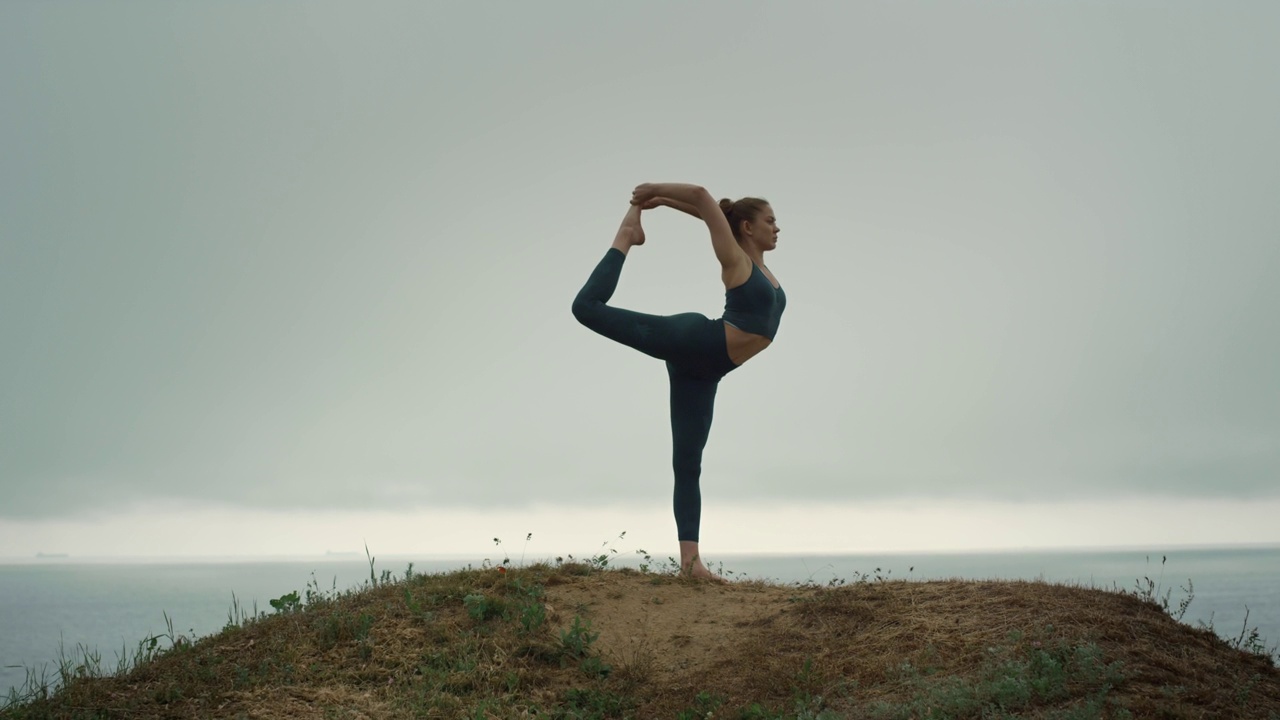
[2,1,1278,558]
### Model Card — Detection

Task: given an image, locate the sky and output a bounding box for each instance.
[2,1,1278,559]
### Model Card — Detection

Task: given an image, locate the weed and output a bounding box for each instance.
[2,612,197,712]
[305,572,339,605]
[1172,598,1280,665]
[675,690,724,719]
[869,633,1128,720]
[1128,555,1195,622]
[268,590,302,614]
[364,542,378,587]
[635,548,652,573]
[402,585,436,624]
[1226,607,1279,662]
[1121,557,1276,664]
[463,593,510,623]
[225,591,259,629]
[491,536,512,568]
[1237,671,1263,707]
[518,596,547,635]
[588,531,627,571]
[579,655,612,679]
[316,610,375,651]
[629,548,682,575]
[560,615,598,658]
[560,685,635,719]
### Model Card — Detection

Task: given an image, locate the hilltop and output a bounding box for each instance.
[3,559,1278,719]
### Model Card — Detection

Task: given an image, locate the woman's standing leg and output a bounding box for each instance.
[667,364,725,581]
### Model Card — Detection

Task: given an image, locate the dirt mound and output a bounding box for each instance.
[3,563,1277,719]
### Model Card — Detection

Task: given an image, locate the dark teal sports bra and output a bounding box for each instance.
[722,263,786,340]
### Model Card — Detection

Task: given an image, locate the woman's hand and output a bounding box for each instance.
[630,183,660,206]
[630,183,707,220]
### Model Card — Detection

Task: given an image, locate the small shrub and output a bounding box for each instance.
[560,616,598,658]
[269,591,302,614]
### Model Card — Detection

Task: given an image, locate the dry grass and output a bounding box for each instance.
[3,562,1278,719]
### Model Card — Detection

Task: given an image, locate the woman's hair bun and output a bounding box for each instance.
[718,196,771,240]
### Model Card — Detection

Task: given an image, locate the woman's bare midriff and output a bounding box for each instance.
[724,322,772,366]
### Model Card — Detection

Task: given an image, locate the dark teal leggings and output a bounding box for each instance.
[572,249,739,542]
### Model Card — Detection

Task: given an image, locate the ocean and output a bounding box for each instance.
[3,546,1277,700]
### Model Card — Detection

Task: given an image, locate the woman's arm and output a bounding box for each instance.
[642,196,702,220]
[632,183,747,275]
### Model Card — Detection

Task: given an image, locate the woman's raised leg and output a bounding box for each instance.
[572,207,705,362]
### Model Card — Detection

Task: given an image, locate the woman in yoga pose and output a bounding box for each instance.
[572,183,785,581]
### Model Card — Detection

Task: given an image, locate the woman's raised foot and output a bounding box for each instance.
[611,205,646,253]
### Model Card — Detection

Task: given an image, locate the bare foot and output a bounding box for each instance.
[679,541,728,584]
[610,205,646,253]
[684,559,729,584]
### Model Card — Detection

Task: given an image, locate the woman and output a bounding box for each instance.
[571,182,785,581]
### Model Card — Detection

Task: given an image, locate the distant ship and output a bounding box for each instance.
[35,552,69,558]
[324,550,359,557]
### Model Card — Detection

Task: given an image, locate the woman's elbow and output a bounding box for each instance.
[689,185,714,205]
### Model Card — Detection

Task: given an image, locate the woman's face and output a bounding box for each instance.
[746,205,779,250]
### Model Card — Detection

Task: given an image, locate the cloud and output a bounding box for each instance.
[3,2,1278,521]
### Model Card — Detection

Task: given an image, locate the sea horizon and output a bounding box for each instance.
[4,539,1279,566]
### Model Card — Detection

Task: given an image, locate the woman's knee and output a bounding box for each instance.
[571,294,599,326]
